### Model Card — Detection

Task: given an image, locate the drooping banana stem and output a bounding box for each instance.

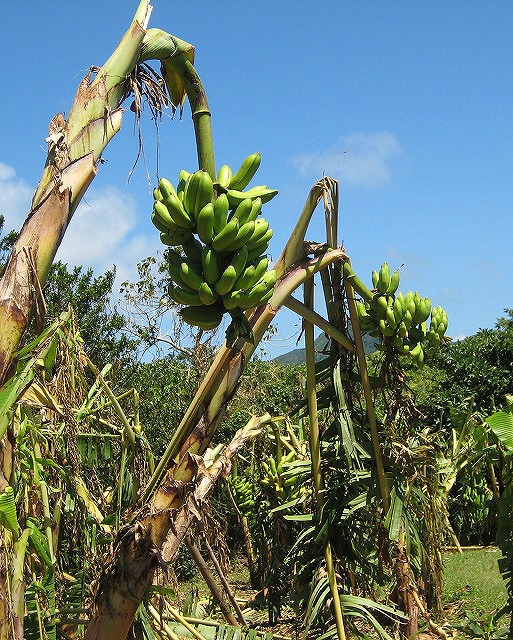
[304,279,347,640]
[140,30,215,178]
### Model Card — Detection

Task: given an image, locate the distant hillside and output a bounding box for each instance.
[274,332,377,365]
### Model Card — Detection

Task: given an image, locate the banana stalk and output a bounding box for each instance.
[345,275,389,513]
[304,279,347,640]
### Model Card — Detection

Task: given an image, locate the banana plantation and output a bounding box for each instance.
[1,2,513,639]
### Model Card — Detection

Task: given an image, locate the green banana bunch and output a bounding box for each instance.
[229,474,254,515]
[260,450,299,496]
[352,263,449,366]
[153,155,279,341]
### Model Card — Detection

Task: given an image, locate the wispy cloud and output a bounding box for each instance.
[290,132,403,188]
[56,186,158,286]
[0,161,157,290]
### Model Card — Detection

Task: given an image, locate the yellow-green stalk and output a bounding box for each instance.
[304,278,347,640]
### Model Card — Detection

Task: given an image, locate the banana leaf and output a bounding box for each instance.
[487,410,513,452]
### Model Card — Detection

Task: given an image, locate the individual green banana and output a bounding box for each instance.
[404,291,416,317]
[226,186,278,208]
[196,202,215,244]
[243,197,263,225]
[182,236,204,265]
[377,262,391,294]
[223,220,256,252]
[159,229,193,246]
[215,265,238,296]
[198,281,219,305]
[212,218,239,252]
[153,200,181,232]
[179,304,224,330]
[213,194,229,235]
[228,152,261,190]
[356,301,371,322]
[393,294,405,323]
[403,309,413,330]
[229,198,253,223]
[201,245,221,286]
[378,318,395,337]
[183,170,213,220]
[231,246,249,277]
[177,172,188,202]
[247,226,273,250]
[151,210,174,234]
[386,306,397,330]
[158,177,177,200]
[216,164,233,189]
[168,284,203,306]
[161,192,195,229]
[179,261,205,292]
[246,218,270,245]
[233,257,269,290]
[372,269,379,289]
[409,341,425,367]
[216,250,248,295]
[166,256,195,291]
[416,296,432,324]
[153,186,163,201]
[386,269,400,295]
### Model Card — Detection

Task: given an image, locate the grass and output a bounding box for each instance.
[175,547,511,639]
[443,547,510,636]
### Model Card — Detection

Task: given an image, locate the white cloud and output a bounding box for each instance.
[56,186,159,290]
[0,158,160,303]
[290,132,403,188]
[0,162,33,229]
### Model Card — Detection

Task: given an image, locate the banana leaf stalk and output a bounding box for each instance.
[345,276,389,513]
[11,529,30,640]
[303,278,347,640]
[201,535,247,625]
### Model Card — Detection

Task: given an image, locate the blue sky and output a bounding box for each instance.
[1,2,512,358]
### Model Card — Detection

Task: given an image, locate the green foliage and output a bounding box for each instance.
[223,359,305,436]
[36,261,137,371]
[423,310,513,425]
[132,354,203,457]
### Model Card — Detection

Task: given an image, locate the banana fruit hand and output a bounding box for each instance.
[353,262,449,367]
[151,153,279,343]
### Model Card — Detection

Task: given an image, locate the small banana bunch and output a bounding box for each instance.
[355,262,449,367]
[151,152,278,337]
[228,473,254,517]
[260,450,301,498]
